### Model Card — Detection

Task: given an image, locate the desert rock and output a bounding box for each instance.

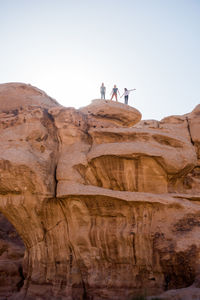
[80,99,142,128]
[0,83,200,300]
[0,212,25,299]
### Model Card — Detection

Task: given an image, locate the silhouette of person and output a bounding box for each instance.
[110,85,120,101]
[100,83,106,99]
[121,88,136,105]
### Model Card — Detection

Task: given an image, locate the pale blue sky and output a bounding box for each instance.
[0,0,199,120]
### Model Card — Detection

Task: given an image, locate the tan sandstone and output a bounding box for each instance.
[0,83,200,300]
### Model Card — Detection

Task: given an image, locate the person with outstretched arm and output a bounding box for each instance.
[110,85,120,101]
[121,88,136,105]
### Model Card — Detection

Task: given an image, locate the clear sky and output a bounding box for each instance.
[0,0,199,120]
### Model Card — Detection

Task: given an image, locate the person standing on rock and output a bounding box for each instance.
[110,85,120,101]
[100,83,106,99]
[121,88,136,105]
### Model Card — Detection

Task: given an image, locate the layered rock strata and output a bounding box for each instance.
[0,83,199,300]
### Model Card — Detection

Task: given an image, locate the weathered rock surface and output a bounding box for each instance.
[80,99,142,128]
[0,83,200,300]
[0,213,25,299]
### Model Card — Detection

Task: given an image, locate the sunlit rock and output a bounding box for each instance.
[0,83,200,300]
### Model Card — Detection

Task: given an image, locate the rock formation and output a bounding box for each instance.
[0,213,25,298]
[0,83,200,300]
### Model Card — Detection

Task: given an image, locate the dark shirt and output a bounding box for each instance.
[113,88,118,93]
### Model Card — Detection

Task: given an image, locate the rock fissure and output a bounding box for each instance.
[58,200,88,299]
[16,265,25,291]
[186,116,195,146]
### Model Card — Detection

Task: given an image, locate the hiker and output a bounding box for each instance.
[120,88,136,105]
[110,85,120,101]
[100,83,106,99]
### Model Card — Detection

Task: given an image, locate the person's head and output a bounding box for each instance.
[124,88,127,91]
[114,85,116,88]
[102,83,104,86]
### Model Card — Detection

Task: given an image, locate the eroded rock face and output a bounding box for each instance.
[0,213,25,298]
[80,99,142,128]
[0,83,200,300]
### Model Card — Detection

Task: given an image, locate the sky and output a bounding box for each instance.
[0,0,199,120]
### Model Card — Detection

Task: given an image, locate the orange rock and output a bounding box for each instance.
[0,83,199,300]
[80,99,142,128]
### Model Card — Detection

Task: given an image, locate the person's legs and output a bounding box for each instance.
[125,95,128,104]
[114,93,118,101]
[111,93,116,100]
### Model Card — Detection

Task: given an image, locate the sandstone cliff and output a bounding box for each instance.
[0,83,199,300]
